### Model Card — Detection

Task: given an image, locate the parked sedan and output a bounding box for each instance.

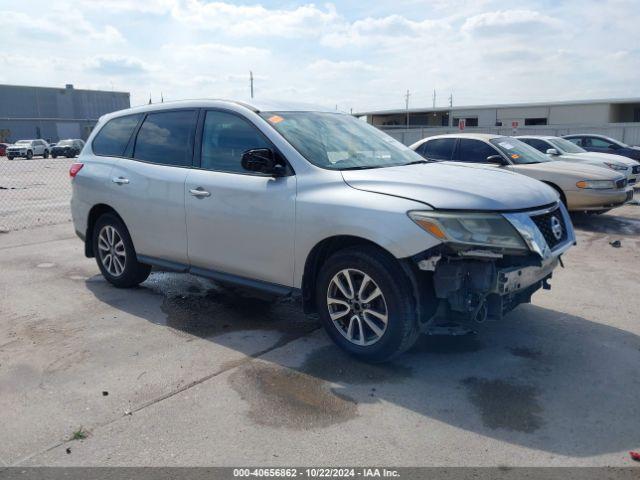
[0,143,8,156]
[410,134,633,213]
[563,134,640,162]
[51,139,84,158]
[517,135,640,186]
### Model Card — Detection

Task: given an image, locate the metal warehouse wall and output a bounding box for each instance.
[380,123,640,147]
[0,84,130,142]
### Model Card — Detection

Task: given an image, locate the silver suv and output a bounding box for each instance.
[71,100,575,362]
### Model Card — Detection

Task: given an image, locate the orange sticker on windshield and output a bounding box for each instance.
[510,154,520,159]
[268,115,284,124]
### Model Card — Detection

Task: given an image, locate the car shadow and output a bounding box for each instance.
[571,210,640,236]
[85,271,640,457]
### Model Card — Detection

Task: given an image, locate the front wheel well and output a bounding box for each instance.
[301,235,400,314]
[85,204,123,257]
[542,181,567,206]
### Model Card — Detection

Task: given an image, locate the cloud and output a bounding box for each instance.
[86,55,149,75]
[462,9,562,36]
[3,9,124,44]
[170,1,340,37]
[308,59,380,78]
[483,48,544,63]
[322,14,451,47]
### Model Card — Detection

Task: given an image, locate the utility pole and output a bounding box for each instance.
[250,71,254,99]
[404,89,411,127]
[449,93,453,107]
[448,93,453,127]
[432,89,436,109]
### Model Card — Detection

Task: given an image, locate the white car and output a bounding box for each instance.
[6,139,50,160]
[517,135,640,186]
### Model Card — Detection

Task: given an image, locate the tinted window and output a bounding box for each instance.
[423,138,455,160]
[93,114,142,157]
[590,137,614,148]
[521,138,551,153]
[134,110,197,167]
[201,111,272,173]
[566,137,583,146]
[456,139,499,163]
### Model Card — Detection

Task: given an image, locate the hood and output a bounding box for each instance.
[341,162,558,211]
[8,144,28,149]
[518,160,624,180]
[568,151,639,167]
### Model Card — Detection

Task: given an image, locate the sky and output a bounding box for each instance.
[1,0,639,112]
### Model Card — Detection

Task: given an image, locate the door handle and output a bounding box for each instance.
[190,187,211,198]
[112,176,129,185]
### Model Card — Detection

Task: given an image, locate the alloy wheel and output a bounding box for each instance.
[326,268,388,346]
[97,225,127,277]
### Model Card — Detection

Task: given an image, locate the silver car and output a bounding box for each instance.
[70,100,574,362]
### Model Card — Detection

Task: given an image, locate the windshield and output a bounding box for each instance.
[548,138,585,154]
[489,137,551,164]
[57,140,73,146]
[259,111,424,170]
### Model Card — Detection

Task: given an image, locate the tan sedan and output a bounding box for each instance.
[410,133,633,213]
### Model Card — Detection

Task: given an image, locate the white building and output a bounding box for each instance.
[358,98,640,146]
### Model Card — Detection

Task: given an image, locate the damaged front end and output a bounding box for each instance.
[407,202,575,332]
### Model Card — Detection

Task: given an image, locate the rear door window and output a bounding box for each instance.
[423,138,455,160]
[133,110,197,167]
[455,139,500,163]
[93,114,143,157]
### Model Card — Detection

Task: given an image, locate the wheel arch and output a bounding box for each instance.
[85,204,126,258]
[301,235,405,314]
[542,181,567,206]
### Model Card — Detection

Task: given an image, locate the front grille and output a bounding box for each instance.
[616,178,627,189]
[531,208,568,249]
[633,165,640,174]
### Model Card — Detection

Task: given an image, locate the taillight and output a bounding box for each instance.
[69,163,84,178]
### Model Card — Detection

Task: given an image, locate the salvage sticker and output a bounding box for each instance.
[268,115,284,124]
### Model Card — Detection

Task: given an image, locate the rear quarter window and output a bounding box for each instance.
[92,114,143,157]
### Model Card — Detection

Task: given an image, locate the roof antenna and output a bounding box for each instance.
[250,71,254,99]
[148,93,152,105]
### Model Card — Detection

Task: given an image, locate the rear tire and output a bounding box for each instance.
[52,154,57,158]
[92,213,151,288]
[315,246,420,363]
[43,150,49,158]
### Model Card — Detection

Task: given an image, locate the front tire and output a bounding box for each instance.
[7,155,13,160]
[52,154,57,158]
[92,213,151,288]
[315,246,420,363]
[26,150,33,160]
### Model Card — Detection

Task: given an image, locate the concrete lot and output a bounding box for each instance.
[0,156,74,232]
[1,204,639,467]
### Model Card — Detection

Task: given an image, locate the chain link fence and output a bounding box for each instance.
[0,155,74,232]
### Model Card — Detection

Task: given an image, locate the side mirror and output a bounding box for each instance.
[241,148,285,176]
[486,155,507,165]
[546,148,560,156]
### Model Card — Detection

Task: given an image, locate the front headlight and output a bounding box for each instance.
[604,162,627,171]
[408,211,527,250]
[576,180,615,189]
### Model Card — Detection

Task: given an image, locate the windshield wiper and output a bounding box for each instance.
[403,160,429,166]
[339,165,381,171]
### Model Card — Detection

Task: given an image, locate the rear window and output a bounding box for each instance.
[93,114,142,157]
[423,138,455,160]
